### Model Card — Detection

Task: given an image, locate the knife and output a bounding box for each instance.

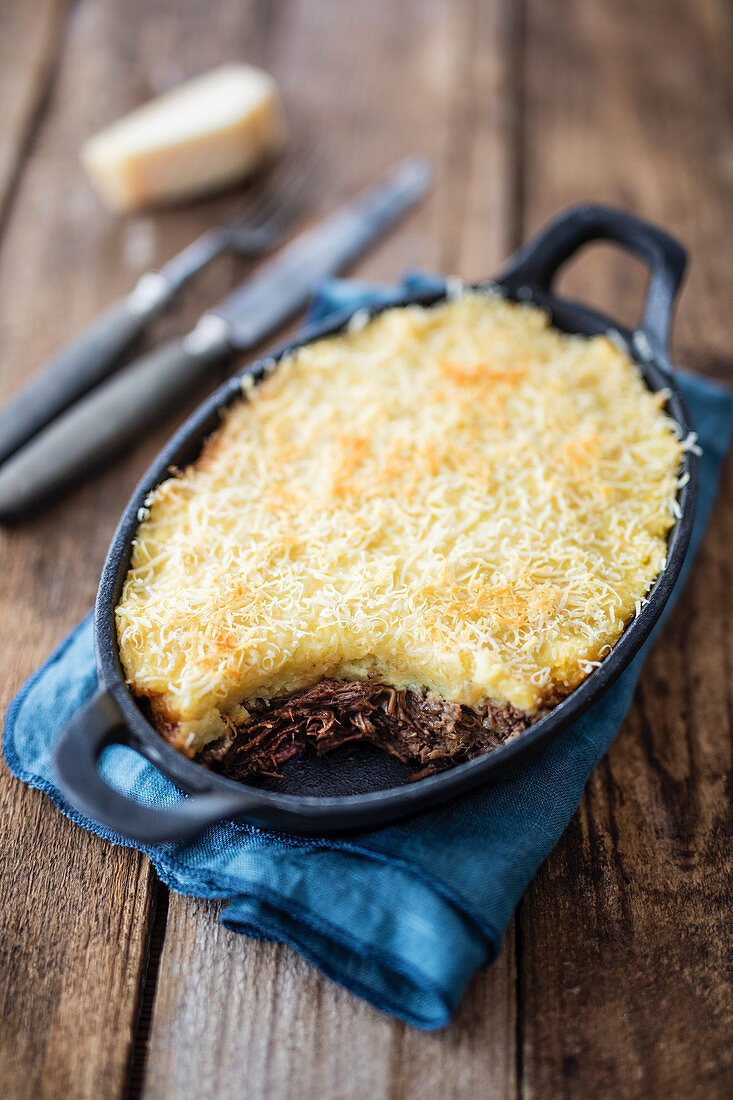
[0,158,431,521]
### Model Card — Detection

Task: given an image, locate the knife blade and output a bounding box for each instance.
[207,156,431,348]
[0,157,431,521]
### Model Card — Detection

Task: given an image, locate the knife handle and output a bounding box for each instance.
[0,322,233,522]
[0,274,175,467]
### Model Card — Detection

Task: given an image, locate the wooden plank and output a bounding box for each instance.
[0,0,69,227]
[142,898,517,1100]
[141,1,522,1097]
[0,0,259,1093]
[519,0,733,1095]
[0,2,161,1095]
[0,793,155,1099]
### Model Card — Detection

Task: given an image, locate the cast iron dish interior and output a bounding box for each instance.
[54,205,698,842]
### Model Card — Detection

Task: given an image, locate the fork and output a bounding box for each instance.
[0,149,316,466]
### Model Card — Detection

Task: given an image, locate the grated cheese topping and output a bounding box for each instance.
[115,293,684,755]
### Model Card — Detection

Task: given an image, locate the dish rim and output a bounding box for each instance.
[91,279,698,825]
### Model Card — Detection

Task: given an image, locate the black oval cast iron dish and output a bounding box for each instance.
[54,205,699,843]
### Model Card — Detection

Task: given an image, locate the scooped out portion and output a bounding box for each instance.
[199,678,541,782]
[116,292,683,776]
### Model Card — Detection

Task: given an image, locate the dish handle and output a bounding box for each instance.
[54,690,260,844]
[497,204,687,357]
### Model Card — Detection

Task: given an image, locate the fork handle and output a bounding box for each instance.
[0,273,175,466]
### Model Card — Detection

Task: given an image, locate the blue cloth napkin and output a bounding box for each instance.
[4,276,731,1030]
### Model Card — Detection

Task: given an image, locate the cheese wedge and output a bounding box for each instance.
[81,64,287,212]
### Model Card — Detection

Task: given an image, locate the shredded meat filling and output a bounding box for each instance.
[200,679,541,781]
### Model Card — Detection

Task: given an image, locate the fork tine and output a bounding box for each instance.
[226,146,319,234]
[223,161,285,229]
[252,152,320,233]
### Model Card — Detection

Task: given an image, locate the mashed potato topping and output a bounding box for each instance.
[116,292,683,754]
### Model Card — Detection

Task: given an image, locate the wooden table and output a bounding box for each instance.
[1,1,731,1096]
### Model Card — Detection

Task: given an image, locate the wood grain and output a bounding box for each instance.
[0,796,155,1098]
[519,0,733,1096]
[0,0,69,228]
[140,1,522,1097]
[0,0,238,1094]
[142,897,516,1100]
[1,0,731,1096]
